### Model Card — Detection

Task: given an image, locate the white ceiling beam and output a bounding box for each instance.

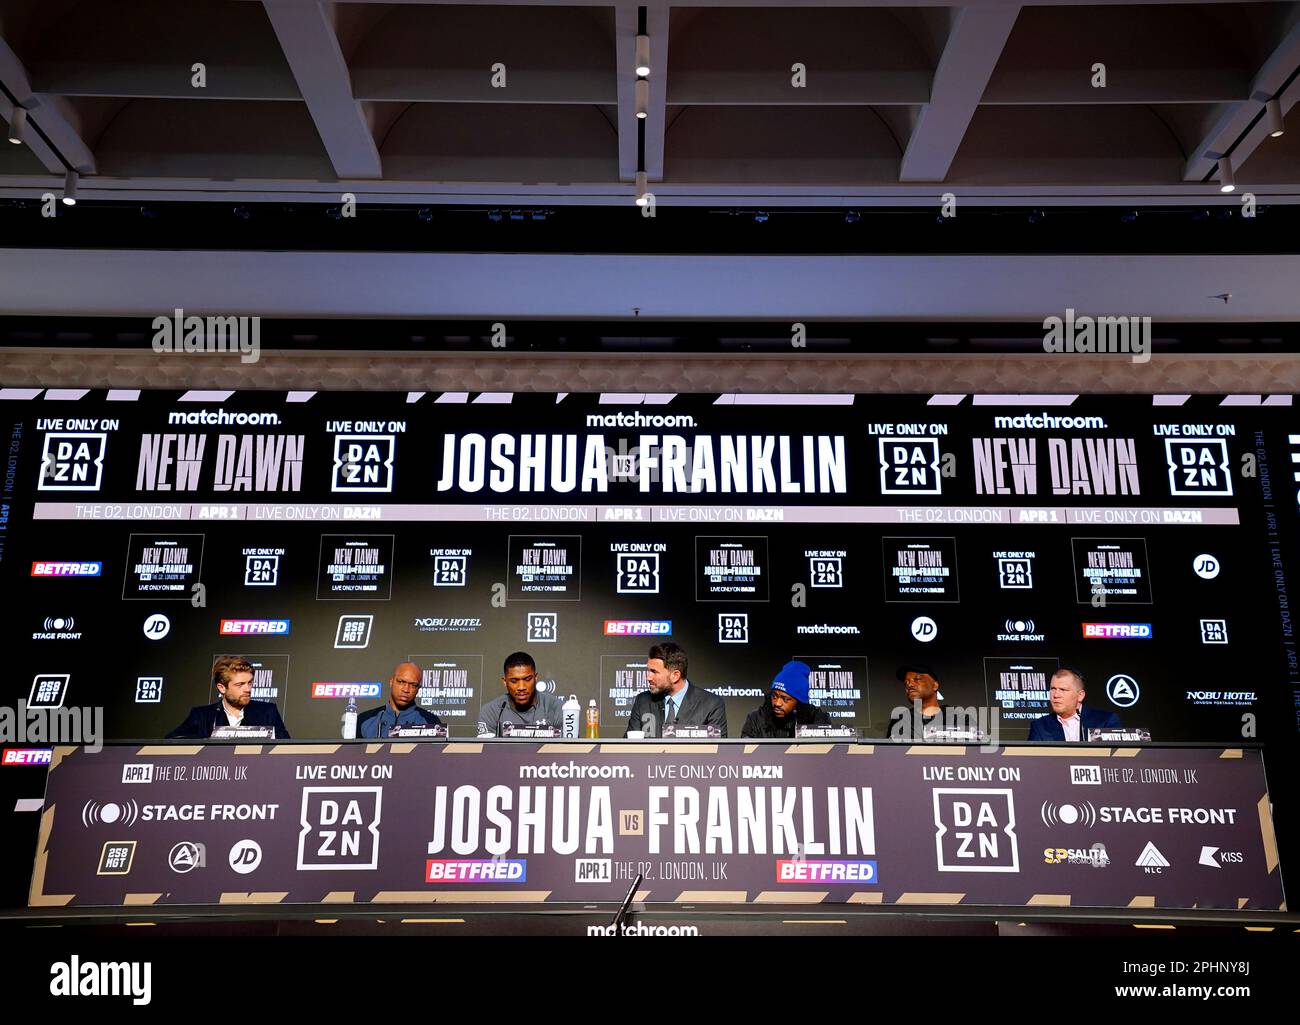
[1184,18,1300,182]
[2,247,1299,321]
[0,36,96,174]
[900,6,1020,182]
[262,1,382,179]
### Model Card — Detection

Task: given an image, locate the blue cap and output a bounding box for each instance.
[770,661,811,705]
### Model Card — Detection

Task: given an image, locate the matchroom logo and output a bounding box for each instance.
[932,789,1019,873]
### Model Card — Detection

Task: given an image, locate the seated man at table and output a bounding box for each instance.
[886,663,943,740]
[477,651,566,736]
[741,660,832,738]
[359,661,444,738]
[167,655,291,739]
[624,641,728,738]
[1028,667,1120,741]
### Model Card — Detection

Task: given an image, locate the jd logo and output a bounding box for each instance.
[297,787,383,870]
[228,839,262,875]
[932,789,1019,873]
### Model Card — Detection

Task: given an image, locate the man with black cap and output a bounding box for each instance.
[741,660,834,738]
[886,663,943,740]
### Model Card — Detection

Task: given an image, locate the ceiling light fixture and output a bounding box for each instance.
[635,79,649,119]
[1266,97,1284,138]
[7,107,26,145]
[1217,156,1235,193]
[635,35,650,77]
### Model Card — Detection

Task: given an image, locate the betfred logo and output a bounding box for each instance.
[312,682,382,699]
[776,860,877,883]
[603,620,672,636]
[1083,623,1152,639]
[31,561,102,577]
[220,618,290,635]
[3,748,53,766]
[426,859,527,883]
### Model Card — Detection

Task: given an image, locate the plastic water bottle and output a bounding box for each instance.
[585,699,600,739]
[342,697,358,740]
[562,694,581,739]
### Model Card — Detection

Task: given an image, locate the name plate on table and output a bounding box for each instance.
[663,725,722,739]
[795,724,860,739]
[1089,727,1152,743]
[499,723,560,739]
[388,724,449,739]
[922,726,987,743]
[209,725,275,740]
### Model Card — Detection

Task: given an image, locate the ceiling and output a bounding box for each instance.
[1,0,1298,207]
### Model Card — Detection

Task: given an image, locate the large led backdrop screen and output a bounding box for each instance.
[3,389,1299,745]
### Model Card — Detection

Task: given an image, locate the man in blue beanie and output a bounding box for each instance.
[741,660,834,738]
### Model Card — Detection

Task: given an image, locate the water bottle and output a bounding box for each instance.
[341,697,358,740]
[562,694,581,739]
[585,699,600,739]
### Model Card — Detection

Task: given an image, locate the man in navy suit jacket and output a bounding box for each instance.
[167,655,291,740]
[1027,667,1119,742]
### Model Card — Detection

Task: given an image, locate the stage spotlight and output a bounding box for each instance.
[1266,97,1284,138]
[1217,156,1235,192]
[844,210,860,224]
[1026,208,1045,224]
[509,209,524,221]
[417,207,433,222]
[753,210,769,223]
[325,205,343,220]
[62,169,78,205]
[529,209,547,221]
[231,205,251,220]
[487,209,503,222]
[7,107,25,145]
[1119,210,1138,223]
[635,35,650,77]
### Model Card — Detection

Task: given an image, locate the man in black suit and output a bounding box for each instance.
[167,655,291,739]
[1027,667,1120,742]
[624,641,727,738]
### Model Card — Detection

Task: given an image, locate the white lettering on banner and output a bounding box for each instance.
[425,785,873,857]
[434,433,847,495]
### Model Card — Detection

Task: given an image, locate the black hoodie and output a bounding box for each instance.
[740,699,833,739]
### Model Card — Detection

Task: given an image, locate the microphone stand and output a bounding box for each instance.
[608,872,643,935]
